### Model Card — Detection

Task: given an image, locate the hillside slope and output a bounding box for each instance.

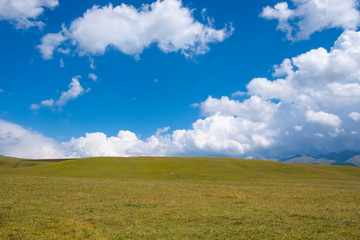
[1,155,360,182]
[1,155,360,239]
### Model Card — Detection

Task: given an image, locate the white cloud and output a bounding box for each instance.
[0,113,277,159]
[31,76,87,110]
[155,126,170,136]
[56,76,85,107]
[248,31,360,110]
[89,58,96,70]
[190,103,200,108]
[247,77,293,100]
[38,30,68,59]
[261,0,360,41]
[349,112,360,121]
[200,96,278,122]
[88,73,97,82]
[231,91,246,97]
[60,114,277,158]
[239,30,360,156]
[30,103,40,110]
[293,125,303,131]
[328,83,360,97]
[0,0,58,29]
[0,88,4,93]
[170,114,276,157]
[62,131,140,158]
[38,0,233,59]
[4,30,360,160]
[41,98,54,107]
[314,133,325,138]
[306,110,341,128]
[0,119,64,158]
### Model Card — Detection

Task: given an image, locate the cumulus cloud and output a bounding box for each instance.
[248,31,360,109]
[38,0,233,59]
[60,113,277,158]
[349,112,360,121]
[247,77,293,100]
[306,110,341,128]
[62,131,141,158]
[0,119,64,158]
[31,76,87,110]
[200,96,278,122]
[242,30,360,156]
[261,0,360,41]
[0,0,58,29]
[170,114,276,157]
[3,30,360,160]
[60,29,360,159]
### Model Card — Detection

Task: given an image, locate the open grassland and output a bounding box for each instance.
[0,156,360,239]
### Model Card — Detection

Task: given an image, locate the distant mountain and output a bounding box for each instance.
[285,156,336,165]
[281,150,360,167]
[346,155,360,167]
[315,150,360,163]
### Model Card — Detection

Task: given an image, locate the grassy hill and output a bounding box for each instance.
[1,156,360,239]
[1,155,360,181]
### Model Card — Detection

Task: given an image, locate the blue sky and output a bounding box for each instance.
[1,0,360,159]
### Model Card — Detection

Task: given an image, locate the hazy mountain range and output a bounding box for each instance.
[281,150,360,167]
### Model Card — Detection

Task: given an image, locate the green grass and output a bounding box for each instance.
[0,156,360,239]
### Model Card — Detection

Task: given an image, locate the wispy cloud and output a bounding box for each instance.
[38,30,68,59]
[88,73,97,82]
[31,76,88,111]
[231,91,246,98]
[60,58,64,68]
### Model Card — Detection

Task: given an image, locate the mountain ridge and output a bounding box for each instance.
[281,150,360,167]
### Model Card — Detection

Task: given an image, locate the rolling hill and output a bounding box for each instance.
[1,155,360,181]
[1,155,360,239]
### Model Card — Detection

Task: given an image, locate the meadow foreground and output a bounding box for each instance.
[0,156,359,239]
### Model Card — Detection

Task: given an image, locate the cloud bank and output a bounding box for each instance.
[261,0,360,40]
[38,0,233,59]
[2,30,354,158]
[0,119,64,159]
[2,1,360,160]
[0,0,58,28]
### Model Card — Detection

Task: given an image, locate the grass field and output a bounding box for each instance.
[0,156,359,239]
